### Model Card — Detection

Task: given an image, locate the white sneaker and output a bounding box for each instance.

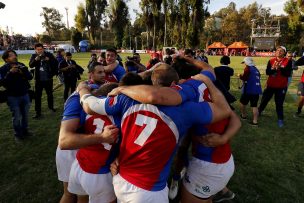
[168,179,179,200]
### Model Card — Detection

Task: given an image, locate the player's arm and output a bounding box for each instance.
[192,73,231,123]
[197,111,241,147]
[78,81,121,115]
[108,85,183,105]
[103,61,119,73]
[59,118,119,150]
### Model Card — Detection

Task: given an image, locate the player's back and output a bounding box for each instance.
[114,95,212,191]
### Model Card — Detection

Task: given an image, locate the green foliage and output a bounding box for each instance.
[108,0,130,48]
[74,3,87,33]
[71,28,83,48]
[85,0,108,45]
[40,7,65,37]
[39,34,53,44]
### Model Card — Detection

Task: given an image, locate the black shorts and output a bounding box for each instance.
[298,82,304,96]
[240,94,260,107]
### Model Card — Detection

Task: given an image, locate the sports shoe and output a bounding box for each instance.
[293,112,300,118]
[168,179,179,200]
[249,121,258,126]
[32,114,41,119]
[278,120,284,128]
[213,190,235,202]
[240,114,247,120]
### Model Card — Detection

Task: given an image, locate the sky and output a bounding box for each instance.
[0,0,287,36]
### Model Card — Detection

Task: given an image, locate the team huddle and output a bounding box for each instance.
[56,49,241,203]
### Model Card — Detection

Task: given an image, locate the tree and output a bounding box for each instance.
[39,34,53,44]
[71,28,83,49]
[108,0,130,48]
[74,3,87,34]
[40,7,65,37]
[284,0,304,50]
[85,0,107,45]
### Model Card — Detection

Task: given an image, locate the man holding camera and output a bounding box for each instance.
[125,53,146,73]
[29,43,58,119]
[59,52,84,101]
[0,50,33,141]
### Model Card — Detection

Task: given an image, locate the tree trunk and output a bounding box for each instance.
[153,16,156,50]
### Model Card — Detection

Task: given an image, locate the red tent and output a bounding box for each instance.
[207,42,226,49]
[227,41,248,49]
[227,41,248,56]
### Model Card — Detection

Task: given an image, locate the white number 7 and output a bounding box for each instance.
[134,114,158,146]
[93,118,112,150]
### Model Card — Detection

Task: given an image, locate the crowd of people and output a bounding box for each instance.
[0,44,304,203]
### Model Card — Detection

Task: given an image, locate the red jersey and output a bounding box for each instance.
[76,114,118,174]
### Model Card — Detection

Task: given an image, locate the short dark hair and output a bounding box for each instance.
[91,53,97,57]
[152,64,179,87]
[94,83,119,96]
[65,52,72,56]
[34,43,44,49]
[2,50,17,61]
[220,55,230,65]
[106,48,117,55]
[88,62,103,73]
[184,49,194,56]
[172,58,200,79]
[119,72,144,86]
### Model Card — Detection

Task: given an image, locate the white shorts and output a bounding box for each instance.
[68,160,116,203]
[113,173,169,203]
[55,146,77,182]
[183,155,235,199]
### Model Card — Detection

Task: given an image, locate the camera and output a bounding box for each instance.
[39,54,46,61]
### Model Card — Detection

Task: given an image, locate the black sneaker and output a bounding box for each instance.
[23,129,33,137]
[14,135,25,143]
[213,190,235,202]
[49,108,56,112]
[293,112,300,118]
[32,114,41,119]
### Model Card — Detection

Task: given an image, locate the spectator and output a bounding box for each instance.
[294,56,304,117]
[29,43,58,119]
[125,53,146,73]
[59,52,84,101]
[258,46,292,127]
[214,56,234,91]
[286,51,298,87]
[97,52,107,66]
[239,57,262,126]
[146,53,161,70]
[87,53,97,71]
[0,50,33,141]
[163,48,173,65]
[53,49,65,91]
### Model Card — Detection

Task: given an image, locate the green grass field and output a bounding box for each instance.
[0,53,303,203]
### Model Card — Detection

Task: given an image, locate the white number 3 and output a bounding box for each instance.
[93,118,112,150]
[134,114,158,146]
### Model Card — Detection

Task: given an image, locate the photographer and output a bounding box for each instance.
[59,52,84,101]
[0,50,33,141]
[29,43,58,119]
[87,53,97,72]
[125,53,146,73]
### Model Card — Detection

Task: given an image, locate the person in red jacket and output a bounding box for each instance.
[294,55,304,117]
[258,46,292,127]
